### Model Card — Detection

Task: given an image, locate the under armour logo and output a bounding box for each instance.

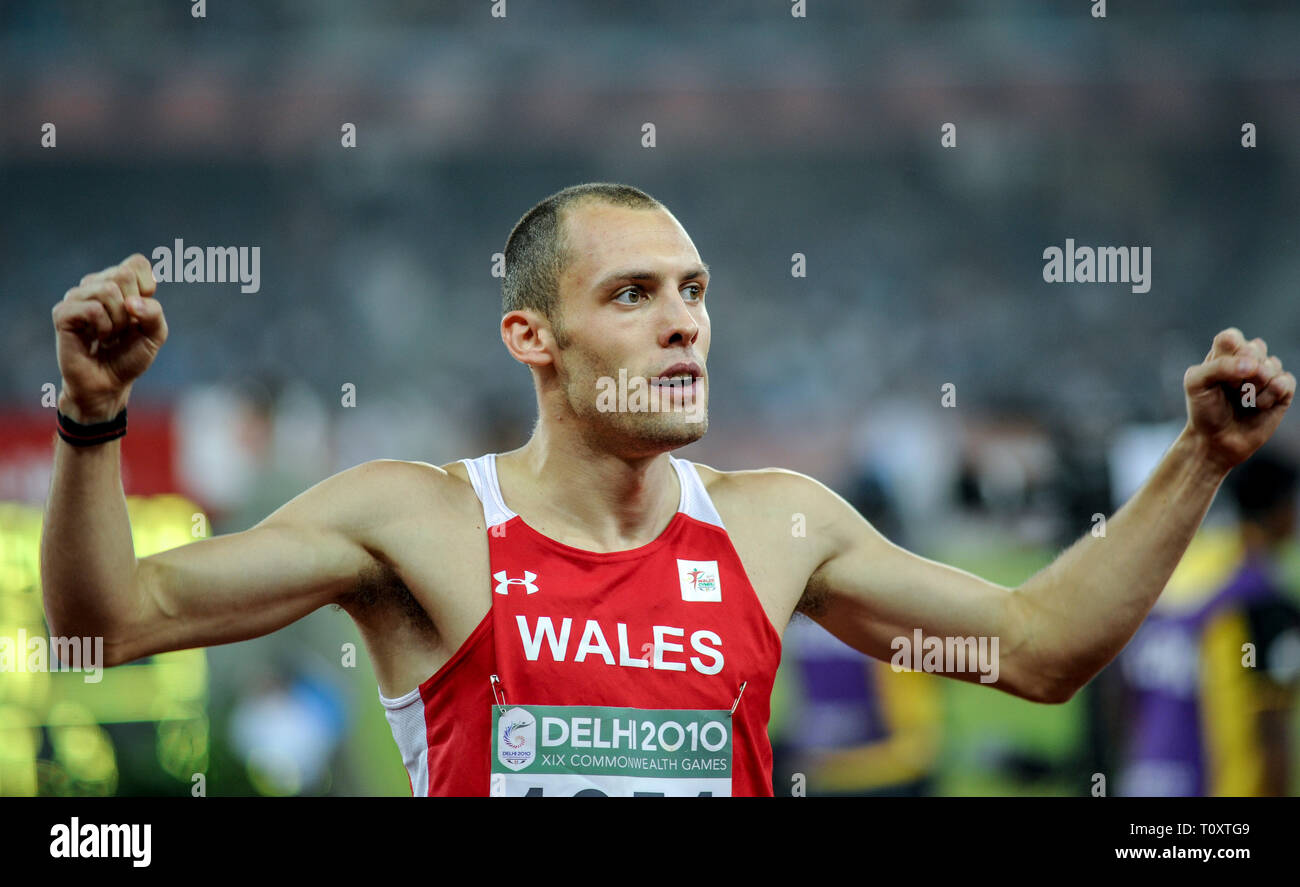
[494,570,539,595]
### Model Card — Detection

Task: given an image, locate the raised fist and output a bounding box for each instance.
[1183,327,1295,471]
[52,254,168,423]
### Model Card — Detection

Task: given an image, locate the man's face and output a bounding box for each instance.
[549,201,711,456]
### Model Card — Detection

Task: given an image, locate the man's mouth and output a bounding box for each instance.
[653,362,703,388]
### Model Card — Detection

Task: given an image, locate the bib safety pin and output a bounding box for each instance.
[729,680,747,716]
[489,674,507,715]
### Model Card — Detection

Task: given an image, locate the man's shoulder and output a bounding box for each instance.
[332,456,470,491]
[686,462,847,597]
[687,461,836,512]
[319,457,483,525]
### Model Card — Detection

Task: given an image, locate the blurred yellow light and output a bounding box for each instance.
[0,496,211,795]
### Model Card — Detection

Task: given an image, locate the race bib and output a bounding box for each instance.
[490,704,732,797]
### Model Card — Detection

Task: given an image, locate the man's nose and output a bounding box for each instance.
[659,290,700,348]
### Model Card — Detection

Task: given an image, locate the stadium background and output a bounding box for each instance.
[1,0,1298,796]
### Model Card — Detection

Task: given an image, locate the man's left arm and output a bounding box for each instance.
[1012,328,1293,699]
[797,327,1293,704]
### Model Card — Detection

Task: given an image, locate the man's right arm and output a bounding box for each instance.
[40,254,386,667]
[42,446,393,667]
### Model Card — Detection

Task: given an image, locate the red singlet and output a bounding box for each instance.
[379,453,782,796]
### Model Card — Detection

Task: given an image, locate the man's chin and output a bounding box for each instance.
[600,411,709,455]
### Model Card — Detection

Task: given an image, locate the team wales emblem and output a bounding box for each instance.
[677,559,721,602]
[495,707,536,771]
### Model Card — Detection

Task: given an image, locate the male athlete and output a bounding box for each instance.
[42,183,1296,796]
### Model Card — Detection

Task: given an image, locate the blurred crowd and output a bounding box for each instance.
[2,0,1298,795]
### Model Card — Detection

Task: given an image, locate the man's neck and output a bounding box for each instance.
[495,424,681,552]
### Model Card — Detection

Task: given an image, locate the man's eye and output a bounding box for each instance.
[683,284,704,301]
[614,288,645,304]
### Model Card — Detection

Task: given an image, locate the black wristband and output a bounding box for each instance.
[57,408,127,447]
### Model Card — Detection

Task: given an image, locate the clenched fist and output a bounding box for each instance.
[1183,327,1295,471]
[52,254,168,424]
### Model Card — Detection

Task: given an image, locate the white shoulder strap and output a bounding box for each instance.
[465,453,720,530]
[669,456,726,529]
[460,453,518,529]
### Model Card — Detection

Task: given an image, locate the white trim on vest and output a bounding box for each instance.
[378,690,430,796]
[668,455,726,529]
[460,453,518,529]
[461,452,723,530]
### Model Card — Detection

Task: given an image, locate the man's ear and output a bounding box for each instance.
[501,309,556,368]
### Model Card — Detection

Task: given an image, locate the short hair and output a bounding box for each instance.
[501,183,665,340]
[1230,449,1299,523]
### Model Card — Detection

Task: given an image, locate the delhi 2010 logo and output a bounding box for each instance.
[496,707,536,771]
